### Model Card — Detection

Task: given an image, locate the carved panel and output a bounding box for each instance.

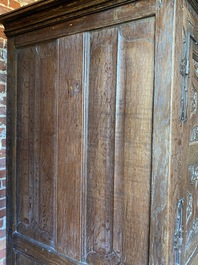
[190,85,197,118]
[186,192,193,223]
[174,199,184,265]
[185,32,198,265]
[188,163,198,184]
[189,125,198,143]
[187,218,198,246]
[194,62,198,79]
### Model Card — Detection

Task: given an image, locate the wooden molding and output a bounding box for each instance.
[0,0,141,37]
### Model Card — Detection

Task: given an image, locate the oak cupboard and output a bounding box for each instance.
[0,0,198,264]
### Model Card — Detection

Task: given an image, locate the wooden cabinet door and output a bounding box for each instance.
[9,15,155,265]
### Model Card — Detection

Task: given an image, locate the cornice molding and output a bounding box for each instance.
[0,0,140,37]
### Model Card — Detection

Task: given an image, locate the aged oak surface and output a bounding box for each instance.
[0,0,198,265]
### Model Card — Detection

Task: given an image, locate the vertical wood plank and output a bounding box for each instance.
[149,1,177,264]
[113,18,154,265]
[86,27,117,264]
[57,34,83,261]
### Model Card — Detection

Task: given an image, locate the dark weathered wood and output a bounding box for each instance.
[6,37,17,265]
[86,17,155,265]
[3,0,198,264]
[13,232,84,265]
[15,252,37,265]
[57,34,84,261]
[16,41,58,246]
[13,0,155,47]
[0,0,148,37]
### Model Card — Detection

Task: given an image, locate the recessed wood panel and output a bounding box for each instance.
[16,41,58,246]
[87,17,155,265]
[113,17,154,265]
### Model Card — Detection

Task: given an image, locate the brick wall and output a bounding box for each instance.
[0,1,38,264]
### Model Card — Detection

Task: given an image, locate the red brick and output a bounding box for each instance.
[0,199,5,209]
[0,62,6,72]
[0,118,6,127]
[0,128,5,134]
[1,140,5,148]
[0,208,5,218]
[0,171,6,179]
[0,107,6,116]
[0,84,5,94]
[0,239,6,252]
[0,97,6,106]
[0,159,5,169]
[0,248,6,259]
[0,0,8,6]
[9,0,20,9]
[0,149,6,157]
[0,189,5,199]
[0,4,12,14]
[0,229,5,240]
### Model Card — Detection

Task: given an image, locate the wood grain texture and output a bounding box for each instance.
[86,27,117,263]
[5,0,198,264]
[149,0,178,264]
[16,46,35,229]
[13,0,155,48]
[113,18,154,265]
[0,0,141,36]
[15,252,37,265]
[16,41,58,246]
[57,34,84,261]
[13,232,84,265]
[87,17,155,265]
[161,1,185,265]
